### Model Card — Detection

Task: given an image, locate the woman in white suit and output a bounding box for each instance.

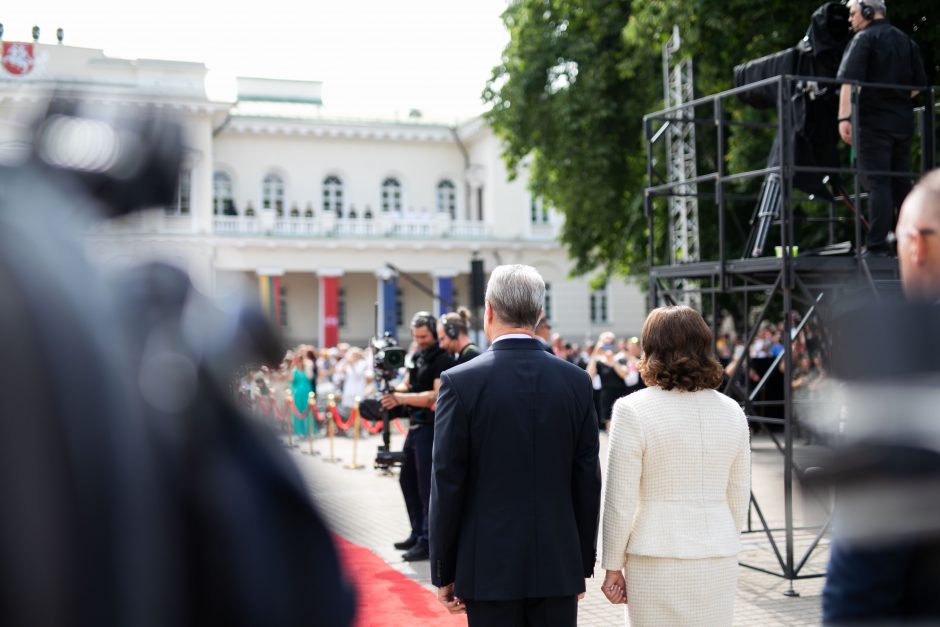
[600,306,751,626]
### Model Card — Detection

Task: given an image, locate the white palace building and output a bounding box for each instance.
[0,38,647,347]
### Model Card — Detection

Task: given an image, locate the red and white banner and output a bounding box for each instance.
[2,42,35,76]
[320,276,340,348]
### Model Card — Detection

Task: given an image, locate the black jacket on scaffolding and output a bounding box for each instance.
[733,1,852,198]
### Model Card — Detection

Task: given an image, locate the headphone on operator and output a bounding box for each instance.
[440,316,459,340]
[440,308,471,340]
[410,311,438,341]
[858,1,875,21]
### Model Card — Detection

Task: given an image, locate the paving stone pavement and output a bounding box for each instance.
[288,426,827,626]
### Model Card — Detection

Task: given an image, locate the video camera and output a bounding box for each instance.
[371,333,406,386]
[358,326,409,471]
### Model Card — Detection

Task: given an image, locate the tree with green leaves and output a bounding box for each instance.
[485,0,938,282]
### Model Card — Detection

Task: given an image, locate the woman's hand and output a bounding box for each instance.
[601,569,627,604]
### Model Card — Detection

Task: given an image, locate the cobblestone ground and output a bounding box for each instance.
[289,426,827,626]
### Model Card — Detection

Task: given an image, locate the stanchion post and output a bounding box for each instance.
[284,388,294,449]
[324,393,340,463]
[344,396,365,470]
[306,391,317,455]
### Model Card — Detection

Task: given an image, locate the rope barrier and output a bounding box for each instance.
[331,404,354,431]
[362,416,384,434]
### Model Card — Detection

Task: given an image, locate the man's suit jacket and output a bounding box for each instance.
[429,337,601,601]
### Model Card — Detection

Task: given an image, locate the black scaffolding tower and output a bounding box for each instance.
[643,74,938,594]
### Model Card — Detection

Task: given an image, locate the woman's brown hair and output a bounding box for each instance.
[638,306,724,392]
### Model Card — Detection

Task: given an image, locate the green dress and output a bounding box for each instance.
[291,367,313,437]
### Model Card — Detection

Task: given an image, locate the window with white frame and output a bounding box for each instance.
[322,175,344,215]
[436,179,456,219]
[590,286,609,324]
[213,171,236,216]
[530,195,549,224]
[262,173,285,216]
[382,177,402,213]
[165,168,191,216]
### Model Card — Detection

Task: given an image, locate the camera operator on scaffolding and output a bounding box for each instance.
[380,311,454,561]
[836,0,927,257]
[437,307,482,366]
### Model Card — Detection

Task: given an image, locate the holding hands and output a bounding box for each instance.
[602,569,627,605]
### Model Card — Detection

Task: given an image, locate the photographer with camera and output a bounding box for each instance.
[438,308,481,366]
[380,311,455,561]
[586,332,630,431]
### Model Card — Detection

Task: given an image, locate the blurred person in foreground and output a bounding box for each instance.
[896,168,940,302]
[600,306,750,626]
[429,265,601,627]
[822,168,940,625]
[0,102,353,626]
[438,308,481,366]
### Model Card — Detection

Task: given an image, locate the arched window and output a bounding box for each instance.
[323,175,344,215]
[381,177,402,213]
[262,173,285,217]
[436,179,456,219]
[213,171,236,216]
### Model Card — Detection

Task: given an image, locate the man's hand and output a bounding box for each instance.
[601,569,627,605]
[437,583,466,614]
[839,120,853,146]
[379,392,400,410]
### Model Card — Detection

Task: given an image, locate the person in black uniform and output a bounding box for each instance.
[438,308,482,366]
[380,311,454,561]
[837,0,927,257]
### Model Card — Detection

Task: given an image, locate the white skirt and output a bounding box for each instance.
[624,554,737,627]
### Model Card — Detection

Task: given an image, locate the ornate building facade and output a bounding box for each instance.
[0,39,647,346]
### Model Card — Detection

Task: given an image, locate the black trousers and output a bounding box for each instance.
[823,539,940,624]
[857,128,913,250]
[399,424,433,545]
[465,596,578,627]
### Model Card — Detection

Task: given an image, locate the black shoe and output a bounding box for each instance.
[402,543,429,561]
[394,536,418,550]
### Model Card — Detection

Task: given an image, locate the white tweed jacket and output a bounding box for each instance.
[601,386,751,569]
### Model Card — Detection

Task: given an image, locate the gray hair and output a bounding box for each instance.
[485,264,545,329]
[850,0,886,15]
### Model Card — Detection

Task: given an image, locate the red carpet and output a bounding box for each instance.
[334,536,467,627]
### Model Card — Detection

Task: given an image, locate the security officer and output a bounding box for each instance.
[437,307,481,366]
[380,311,454,561]
[837,0,927,257]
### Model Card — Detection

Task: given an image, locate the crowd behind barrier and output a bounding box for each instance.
[236,309,827,440]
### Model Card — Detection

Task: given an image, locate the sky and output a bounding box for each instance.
[2,0,511,122]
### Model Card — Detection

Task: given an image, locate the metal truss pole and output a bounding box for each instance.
[662,25,700,309]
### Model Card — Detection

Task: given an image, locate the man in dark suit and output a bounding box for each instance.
[429,264,601,627]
